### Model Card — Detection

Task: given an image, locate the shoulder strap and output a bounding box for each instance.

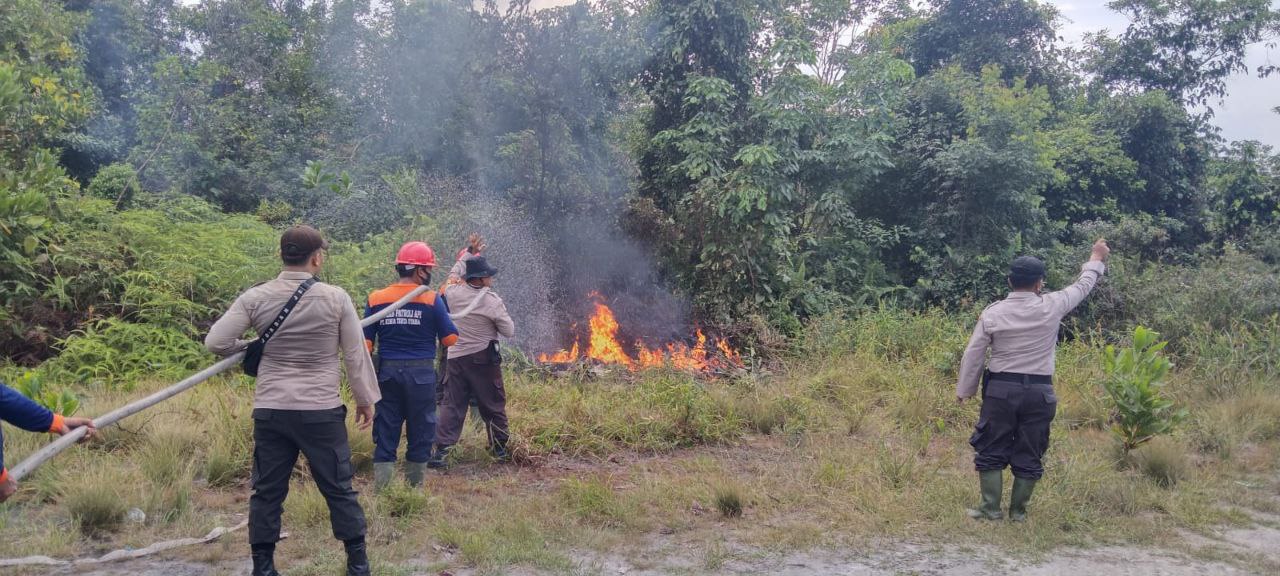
[259,277,317,345]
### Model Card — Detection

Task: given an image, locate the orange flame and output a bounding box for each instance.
[586,295,633,368]
[537,294,741,372]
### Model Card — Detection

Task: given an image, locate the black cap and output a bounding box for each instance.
[1009,255,1046,286]
[463,256,499,280]
[280,225,328,263]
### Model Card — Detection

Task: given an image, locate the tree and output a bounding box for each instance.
[1042,110,1143,224]
[129,0,356,211]
[863,65,1056,305]
[1208,141,1279,240]
[908,0,1063,89]
[1097,91,1210,236]
[1088,0,1280,111]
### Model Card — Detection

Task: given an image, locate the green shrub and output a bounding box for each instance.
[40,319,210,388]
[254,198,294,227]
[8,370,79,416]
[85,163,139,209]
[1102,326,1187,452]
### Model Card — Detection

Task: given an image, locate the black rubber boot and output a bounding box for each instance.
[344,537,371,576]
[966,469,1004,520]
[251,543,280,576]
[426,444,452,469]
[1008,476,1038,522]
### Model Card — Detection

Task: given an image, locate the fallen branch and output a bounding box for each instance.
[0,520,248,567]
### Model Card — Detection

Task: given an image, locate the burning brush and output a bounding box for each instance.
[537,292,743,373]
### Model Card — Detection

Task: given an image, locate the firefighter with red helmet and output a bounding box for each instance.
[363,241,459,490]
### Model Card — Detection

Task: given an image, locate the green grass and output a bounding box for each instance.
[0,308,1277,573]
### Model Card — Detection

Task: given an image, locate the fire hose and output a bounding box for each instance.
[9,284,490,482]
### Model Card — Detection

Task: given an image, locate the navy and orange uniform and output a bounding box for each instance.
[1,381,65,486]
[363,284,459,464]
[363,285,459,360]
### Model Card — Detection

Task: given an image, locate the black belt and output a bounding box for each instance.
[986,371,1052,386]
[379,358,435,367]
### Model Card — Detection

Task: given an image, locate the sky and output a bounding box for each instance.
[1050,0,1280,147]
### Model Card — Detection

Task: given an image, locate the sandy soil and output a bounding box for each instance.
[56,517,1280,576]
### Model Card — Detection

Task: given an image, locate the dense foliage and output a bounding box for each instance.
[1,0,1278,370]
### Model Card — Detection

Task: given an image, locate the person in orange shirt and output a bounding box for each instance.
[363,242,459,489]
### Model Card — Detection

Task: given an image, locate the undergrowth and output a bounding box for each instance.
[0,308,1277,573]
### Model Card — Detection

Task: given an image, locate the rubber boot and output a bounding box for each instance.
[251,543,280,576]
[1008,476,1037,522]
[345,537,371,576]
[966,469,1004,520]
[373,462,395,492]
[426,444,452,469]
[490,440,511,463]
[404,461,427,487]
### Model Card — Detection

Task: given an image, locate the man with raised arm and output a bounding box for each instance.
[431,256,515,468]
[957,239,1111,522]
[205,225,380,576]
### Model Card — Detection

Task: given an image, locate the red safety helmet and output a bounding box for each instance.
[396,241,436,267]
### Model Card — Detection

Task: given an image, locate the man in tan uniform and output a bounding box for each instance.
[206,225,380,576]
[430,256,516,467]
[957,239,1110,522]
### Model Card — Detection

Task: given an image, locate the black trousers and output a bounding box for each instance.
[249,406,366,545]
[436,352,509,447]
[970,375,1058,480]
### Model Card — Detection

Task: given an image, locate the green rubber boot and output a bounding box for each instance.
[404,461,427,487]
[966,469,1004,520]
[373,462,395,492]
[1008,477,1037,522]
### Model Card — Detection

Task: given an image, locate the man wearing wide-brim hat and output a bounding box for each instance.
[957,239,1111,522]
[431,256,516,468]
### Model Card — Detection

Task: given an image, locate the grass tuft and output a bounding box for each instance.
[379,483,431,519]
[62,472,129,535]
[713,483,744,518]
[1131,438,1190,488]
[283,482,330,529]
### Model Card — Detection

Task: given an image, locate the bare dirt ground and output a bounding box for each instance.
[54,488,1280,576]
[14,441,1280,576]
[59,531,1280,576]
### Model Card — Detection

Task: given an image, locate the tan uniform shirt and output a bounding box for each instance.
[205,271,381,410]
[446,253,476,287]
[956,261,1106,399]
[441,283,515,358]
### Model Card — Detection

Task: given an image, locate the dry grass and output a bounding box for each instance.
[0,310,1276,573]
